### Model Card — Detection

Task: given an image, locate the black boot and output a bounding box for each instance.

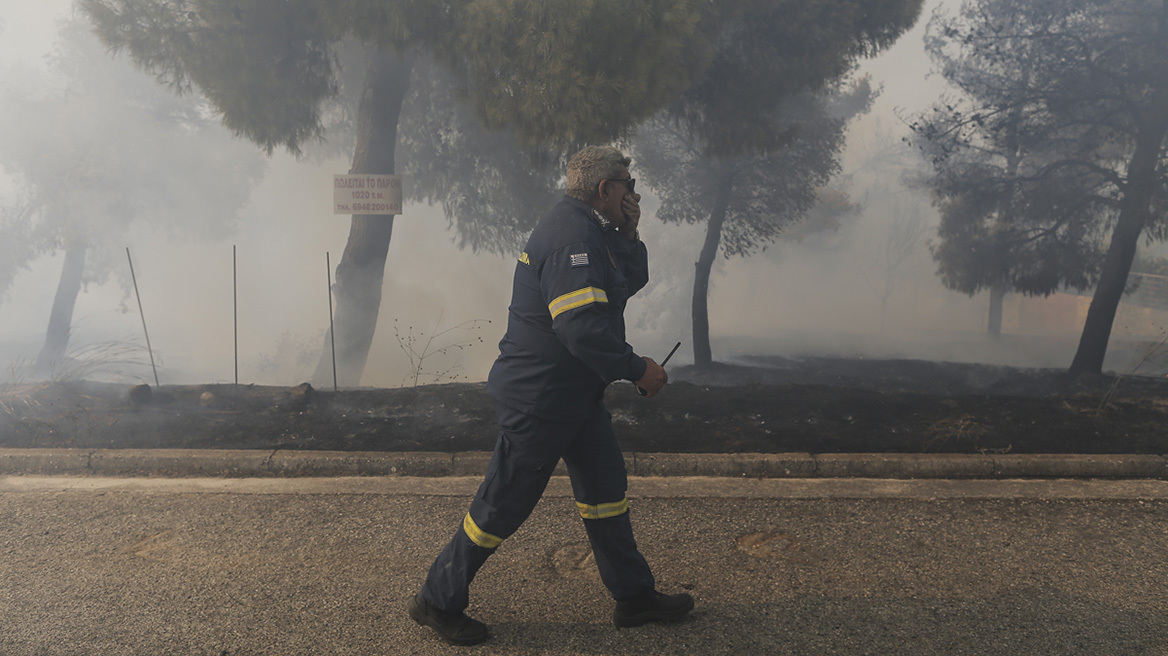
[407,593,490,645]
[613,589,695,628]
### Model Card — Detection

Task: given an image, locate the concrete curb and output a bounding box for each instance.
[1,448,1166,479]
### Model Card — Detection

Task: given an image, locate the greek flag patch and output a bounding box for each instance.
[570,252,589,267]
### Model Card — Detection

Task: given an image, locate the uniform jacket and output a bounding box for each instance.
[487,196,650,421]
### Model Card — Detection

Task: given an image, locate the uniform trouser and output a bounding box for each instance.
[421,400,655,612]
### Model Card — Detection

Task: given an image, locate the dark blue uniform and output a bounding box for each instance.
[421,196,655,612]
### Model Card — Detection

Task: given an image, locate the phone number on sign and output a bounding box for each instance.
[351,203,400,213]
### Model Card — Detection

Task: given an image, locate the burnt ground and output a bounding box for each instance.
[2,356,1167,455]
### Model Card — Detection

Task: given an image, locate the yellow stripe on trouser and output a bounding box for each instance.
[462,513,504,549]
[576,497,629,520]
[548,287,609,319]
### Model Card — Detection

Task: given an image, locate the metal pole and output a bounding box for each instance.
[327,252,338,392]
[126,247,160,387]
[233,245,238,387]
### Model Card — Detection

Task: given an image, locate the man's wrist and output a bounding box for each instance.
[630,353,648,381]
[621,228,639,241]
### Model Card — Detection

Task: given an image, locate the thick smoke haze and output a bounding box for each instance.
[3,0,1166,388]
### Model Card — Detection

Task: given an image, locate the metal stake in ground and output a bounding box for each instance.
[327,252,338,392]
[233,245,238,387]
[126,247,160,387]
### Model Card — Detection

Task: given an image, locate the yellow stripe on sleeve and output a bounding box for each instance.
[462,513,504,549]
[548,287,609,319]
[576,497,629,520]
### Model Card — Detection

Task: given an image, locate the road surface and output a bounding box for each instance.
[2,476,1166,655]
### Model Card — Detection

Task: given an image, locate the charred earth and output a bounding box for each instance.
[2,356,1167,455]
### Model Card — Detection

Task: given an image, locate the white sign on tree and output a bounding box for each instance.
[333,174,402,215]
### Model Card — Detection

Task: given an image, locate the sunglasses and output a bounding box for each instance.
[605,177,636,193]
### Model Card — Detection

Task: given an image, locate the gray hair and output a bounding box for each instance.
[566,146,631,201]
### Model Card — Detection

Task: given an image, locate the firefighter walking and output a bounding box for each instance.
[408,146,693,645]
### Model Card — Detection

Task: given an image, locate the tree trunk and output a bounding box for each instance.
[34,236,87,374]
[988,76,1025,339]
[692,171,734,368]
[312,51,414,387]
[1068,93,1168,376]
[987,283,1005,338]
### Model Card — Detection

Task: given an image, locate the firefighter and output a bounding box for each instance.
[408,146,693,645]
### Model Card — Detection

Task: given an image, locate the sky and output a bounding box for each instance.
[1,0,1163,387]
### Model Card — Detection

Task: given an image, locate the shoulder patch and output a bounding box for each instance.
[518,252,530,265]
[570,252,589,268]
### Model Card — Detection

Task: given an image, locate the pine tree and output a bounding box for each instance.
[913,0,1168,376]
[633,0,923,366]
[0,18,264,375]
[82,0,717,385]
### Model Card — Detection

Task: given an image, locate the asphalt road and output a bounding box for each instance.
[2,476,1167,655]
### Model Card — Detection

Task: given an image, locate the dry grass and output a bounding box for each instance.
[393,312,491,387]
[1097,330,1168,419]
[41,340,154,383]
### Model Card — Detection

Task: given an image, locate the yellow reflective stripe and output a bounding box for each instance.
[549,287,609,319]
[518,252,530,265]
[462,513,503,549]
[576,497,629,520]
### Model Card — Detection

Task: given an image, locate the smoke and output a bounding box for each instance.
[1,152,515,387]
[3,0,1165,389]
